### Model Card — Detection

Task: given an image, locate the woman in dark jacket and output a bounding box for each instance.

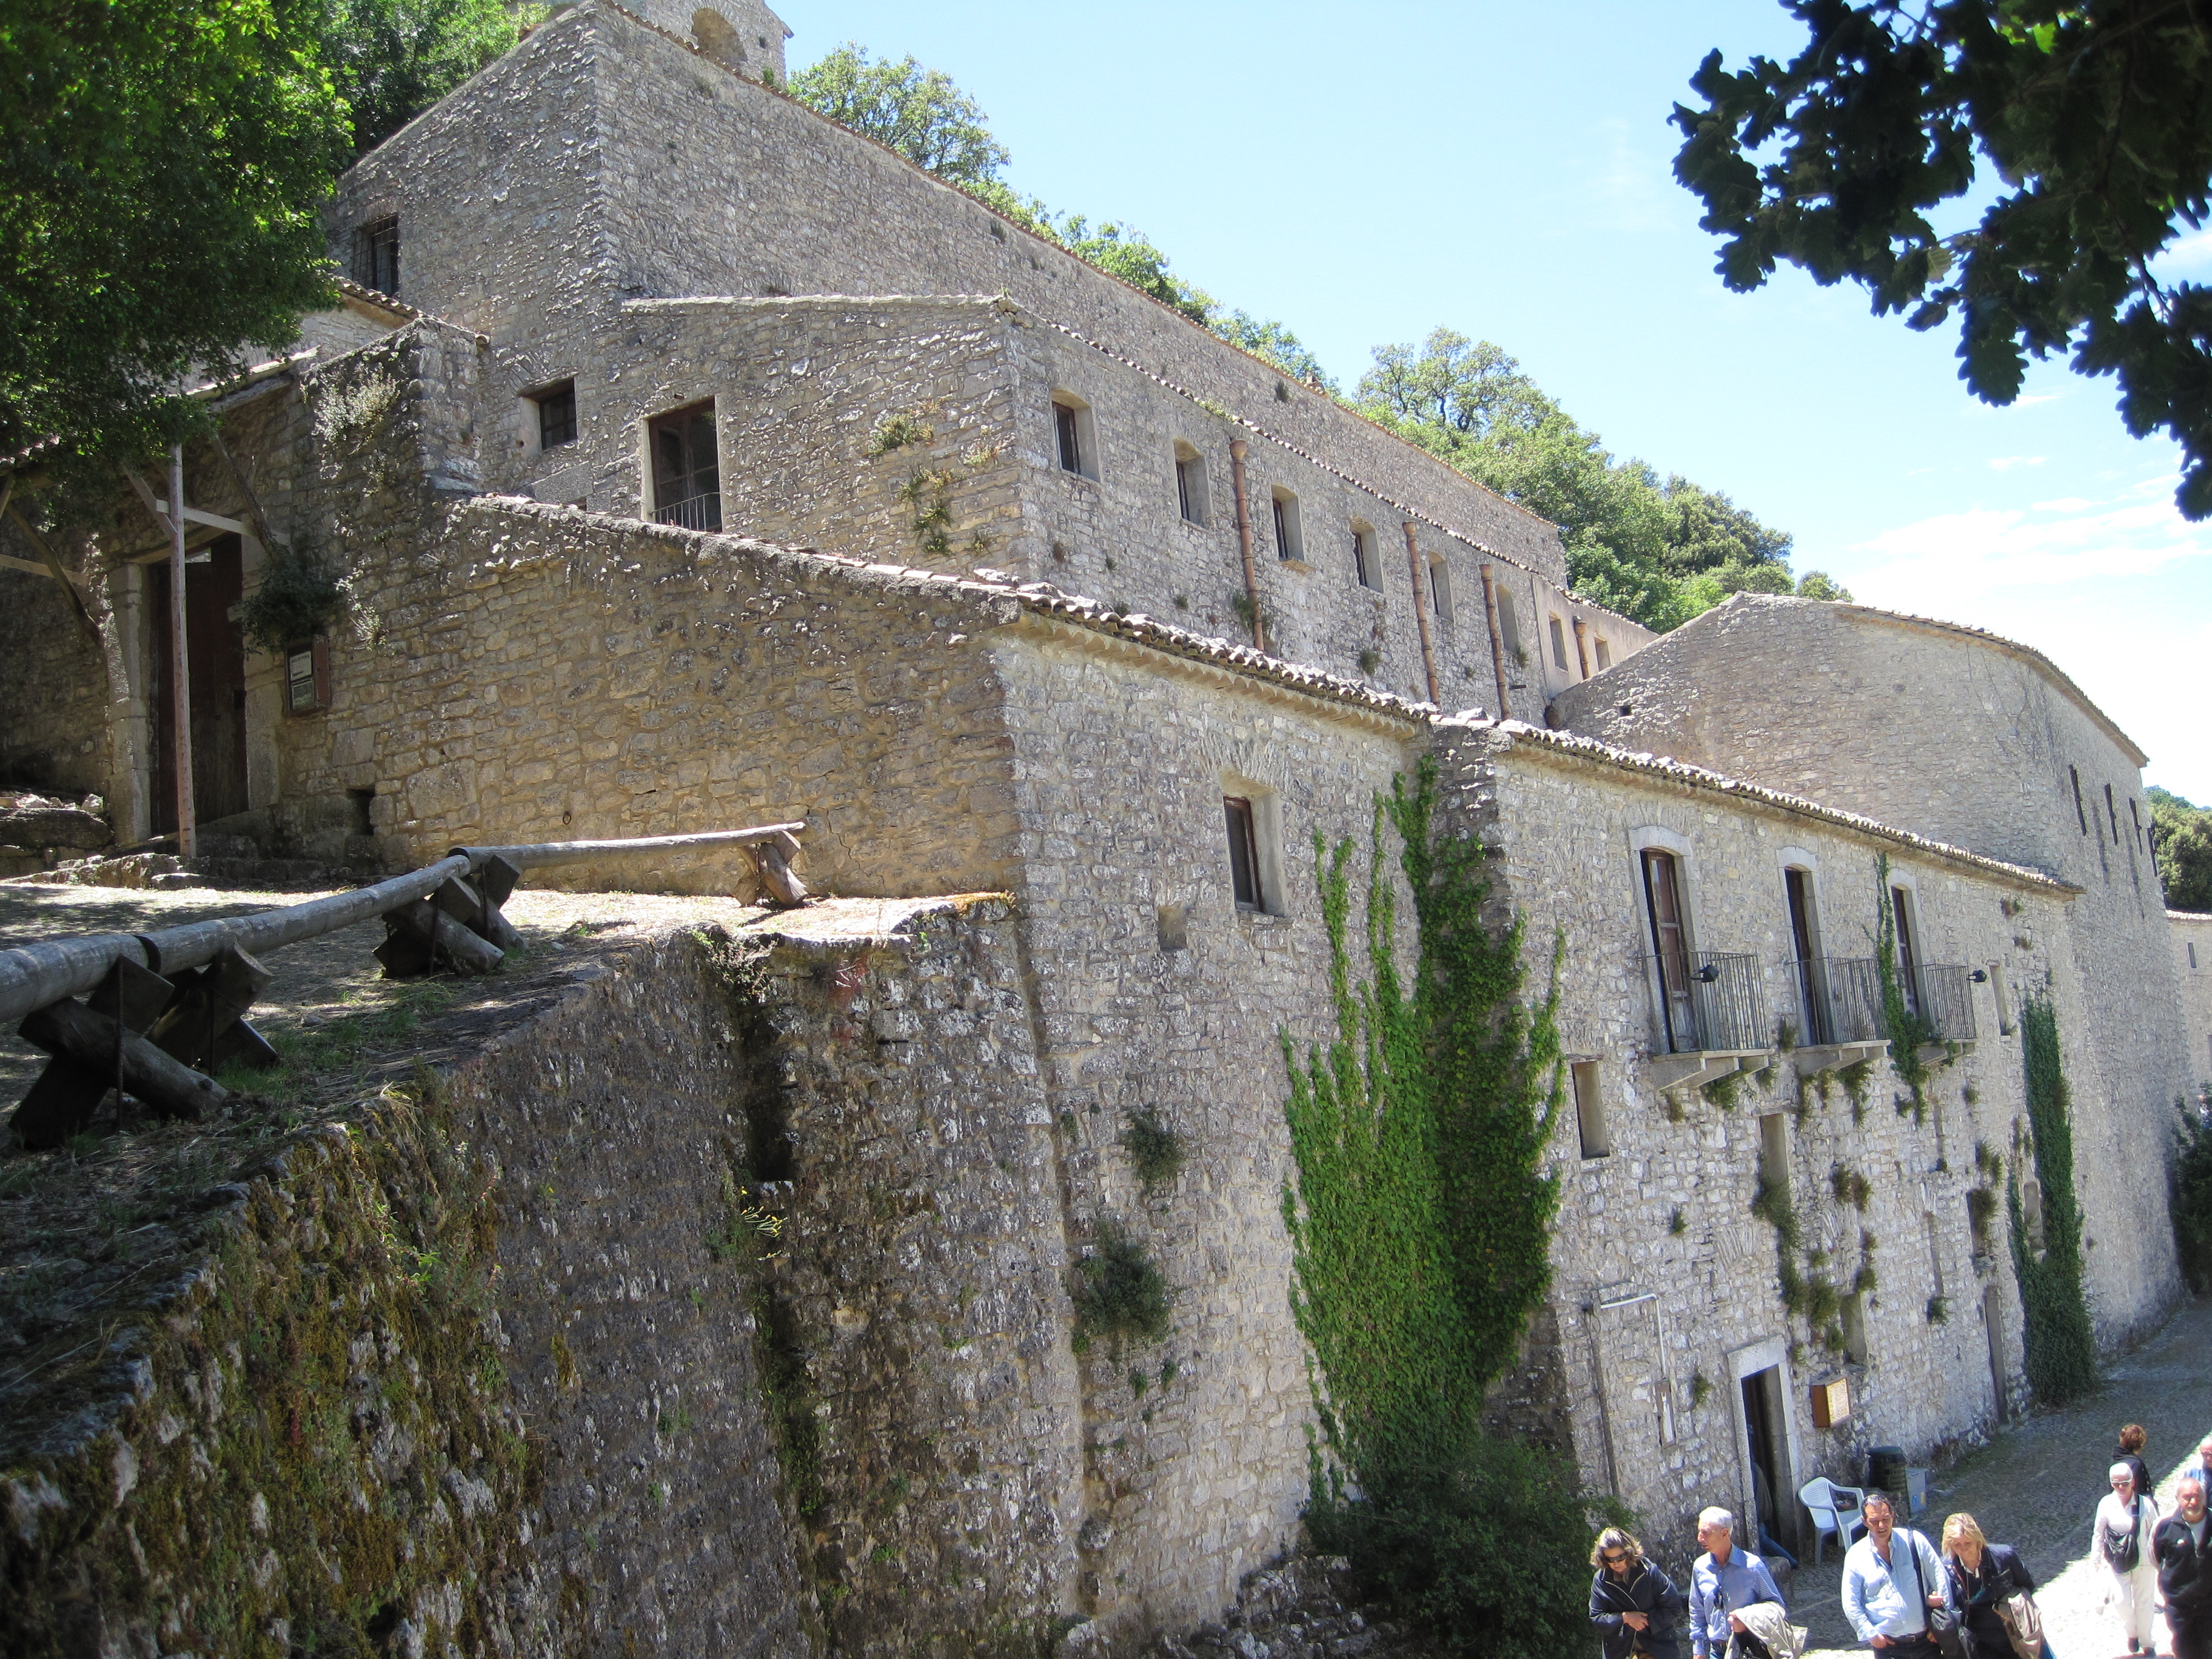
[2118,1424,2156,1503]
[1943,1512,2040,1659]
[1591,1527,1687,1659]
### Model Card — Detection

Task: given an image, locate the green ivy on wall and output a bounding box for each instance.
[2008,997,2098,1404]
[1873,853,1937,1121]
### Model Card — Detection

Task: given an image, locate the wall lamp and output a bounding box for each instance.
[1970,969,1989,983]
[1694,964,1721,982]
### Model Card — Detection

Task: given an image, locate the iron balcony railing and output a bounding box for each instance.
[1786,957,1977,1048]
[1912,964,1977,1044]
[1644,950,1768,1055]
[654,491,723,532]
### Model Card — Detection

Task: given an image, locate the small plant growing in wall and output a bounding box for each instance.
[1830,1162,1873,1210]
[1119,1108,1188,1193]
[867,411,935,455]
[1689,1369,1712,1408]
[1071,1224,1171,1353]
[1703,1067,1744,1111]
[897,467,958,557]
[1357,648,1380,676]
[1926,1295,1949,1324]
[1669,1206,1687,1236]
[1837,1057,1874,1124]
[238,542,347,657]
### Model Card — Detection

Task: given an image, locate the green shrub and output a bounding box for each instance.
[1307,1435,1629,1659]
[2170,1087,2212,1292]
[236,543,344,656]
[1119,1108,1187,1191]
[1071,1225,1170,1350]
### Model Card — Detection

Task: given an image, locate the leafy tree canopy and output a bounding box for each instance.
[1,0,351,481]
[2150,786,2212,911]
[319,0,532,159]
[1673,1,2212,519]
[1355,330,1846,629]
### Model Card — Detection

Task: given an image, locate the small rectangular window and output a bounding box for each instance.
[1595,637,1612,671]
[1496,588,1523,663]
[1272,490,1304,562]
[1055,401,1084,475]
[1758,1111,1789,1188]
[356,217,400,295]
[1174,448,1209,525]
[1428,559,1453,626]
[1224,796,1261,910]
[534,380,577,449]
[1572,1061,1608,1158]
[1549,615,1569,671]
[2189,942,2198,970]
[1842,1292,1868,1364]
[1989,960,2015,1034]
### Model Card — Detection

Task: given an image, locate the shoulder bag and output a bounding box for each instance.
[1994,1553,2044,1659]
[1908,1533,1965,1659]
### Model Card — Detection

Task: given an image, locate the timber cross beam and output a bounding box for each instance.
[1,822,809,1150]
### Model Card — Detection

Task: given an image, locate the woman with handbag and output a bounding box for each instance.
[1940,1513,2043,1659]
[2100,1462,2163,1654]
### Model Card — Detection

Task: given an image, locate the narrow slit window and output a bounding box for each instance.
[1572,1062,1608,1158]
[534,380,577,449]
[1595,637,1612,671]
[1549,614,1569,671]
[2105,782,2121,843]
[2071,765,2088,834]
[1427,558,1453,626]
[1224,796,1261,910]
[1056,401,1083,474]
[2130,797,2143,849]
[1173,445,1209,525]
[1351,524,1376,589]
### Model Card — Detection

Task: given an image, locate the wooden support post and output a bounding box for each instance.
[431,876,524,951]
[1478,563,1512,720]
[206,428,281,555]
[18,997,227,1135]
[377,899,504,977]
[146,945,274,1073]
[1402,520,1441,706]
[168,445,195,859]
[745,830,809,906]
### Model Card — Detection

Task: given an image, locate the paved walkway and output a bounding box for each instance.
[1792,1297,2212,1659]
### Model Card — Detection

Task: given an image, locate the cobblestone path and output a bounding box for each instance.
[1795,1297,2212,1659]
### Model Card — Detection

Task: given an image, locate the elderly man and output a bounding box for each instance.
[1842,1490,1946,1657]
[2185,1436,2212,1489]
[2156,1475,2212,1659]
[1689,1506,1787,1659]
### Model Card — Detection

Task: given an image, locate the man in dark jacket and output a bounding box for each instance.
[2156,1476,2212,1659]
[1592,1526,1688,1659]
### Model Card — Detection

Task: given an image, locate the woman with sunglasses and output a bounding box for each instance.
[1593,1527,1688,1659]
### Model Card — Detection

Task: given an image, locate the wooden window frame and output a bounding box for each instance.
[1224,796,1262,911]
[533,380,578,450]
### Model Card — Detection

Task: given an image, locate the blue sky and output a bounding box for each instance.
[776,0,2212,802]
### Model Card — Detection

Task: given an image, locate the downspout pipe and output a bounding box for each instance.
[1228,439,1266,652]
[1477,563,1512,720]
[1571,614,1592,682]
[1402,521,1441,706]
[169,443,196,860]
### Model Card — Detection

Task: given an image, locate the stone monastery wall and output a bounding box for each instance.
[2175,911,2212,1094]
[324,0,1661,702]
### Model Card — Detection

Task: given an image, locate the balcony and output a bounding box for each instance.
[1643,950,1772,1090]
[1910,964,1978,1048]
[654,492,723,532]
[1786,957,1893,1071]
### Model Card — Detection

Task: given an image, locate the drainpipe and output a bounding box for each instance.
[1571,614,1592,681]
[1228,439,1265,652]
[1477,563,1511,721]
[1402,521,1440,706]
[169,444,196,860]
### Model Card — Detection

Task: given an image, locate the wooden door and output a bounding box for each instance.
[1891,886,1921,1013]
[1786,868,1826,1043]
[1642,849,1696,1050]
[147,535,249,834]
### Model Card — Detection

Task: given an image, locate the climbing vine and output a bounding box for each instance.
[1873,853,1937,1121]
[1278,755,1564,1478]
[2008,996,2097,1403]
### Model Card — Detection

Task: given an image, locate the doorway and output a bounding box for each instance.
[147,534,250,833]
[1786,867,1829,1044]
[1740,1366,1794,1558]
[1642,848,1697,1051]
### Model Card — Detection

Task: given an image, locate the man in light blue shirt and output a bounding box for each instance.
[1689,1506,1787,1659]
[1842,1490,1946,1656]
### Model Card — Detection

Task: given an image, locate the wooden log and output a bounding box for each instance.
[147,945,270,1071]
[452,823,806,871]
[2,495,100,643]
[384,899,503,975]
[430,877,523,951]
[19,997,227,1127]
[746,833,808,905]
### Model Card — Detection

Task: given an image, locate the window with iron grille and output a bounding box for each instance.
[534,380,577,449]
[356,218,400,295]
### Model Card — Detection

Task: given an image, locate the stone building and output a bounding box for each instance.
[0,2,2197,1653]
[2174,911,2212,1094]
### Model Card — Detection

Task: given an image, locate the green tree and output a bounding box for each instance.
[1355,330,1834,629]
[788,42,1008,186]
[2150,786,2212,911]
[1673,1,2212,519]
[318,0,532,159]
[0,0,350,481]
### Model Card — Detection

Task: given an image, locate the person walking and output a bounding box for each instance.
[2156,1475,2212,1659]
[2117,1426,2156,1503]
[1842,1491,1946,1659]
[2186,1436,2212,1488]
[2100,1461,2164,1655]
[1689,1507,1786,1659]
[1592,1527,1687,1659]
[1940,1512,2037,1659]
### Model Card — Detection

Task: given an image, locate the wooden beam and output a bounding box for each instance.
[207,429,281,554]
[2,500,100,641]
[120,463,178,540]
[152,499,247,537]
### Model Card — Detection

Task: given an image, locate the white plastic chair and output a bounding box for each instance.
[1798,1477,1867,1565]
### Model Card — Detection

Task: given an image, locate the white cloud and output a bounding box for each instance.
[1987,455,2046,471]
[2159,226,2212,270]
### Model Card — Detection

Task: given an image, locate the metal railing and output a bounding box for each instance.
[654,492,723,532]
[1912,964,1977,1044]
[1644,950,1768,1055]
[1788,957,1886,1047]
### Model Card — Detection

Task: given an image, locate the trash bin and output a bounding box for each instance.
[1867,1446,1908,1498]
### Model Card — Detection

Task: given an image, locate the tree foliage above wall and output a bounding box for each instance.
[1672,0,2212,520]
[2150,787,2212,912]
